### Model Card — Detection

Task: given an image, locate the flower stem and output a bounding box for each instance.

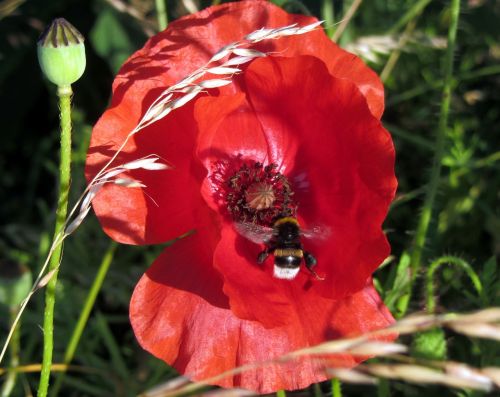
[331,378,342,397]
[377,379,390,397]
[399,0,461,317]
[37,85,74,397]
[387,64,500,107]
[321,0,335,38]
[276,390,286,397]
[331,0,363,43]
[388,0,432,34]
[312,383,322,397]
[391,150,500,210]
[49,242,117,397]
[155,0,168,31]
[381,20,417,82]
[426,256,483,313]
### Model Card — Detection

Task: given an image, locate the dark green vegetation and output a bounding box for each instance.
[0,0,499,396]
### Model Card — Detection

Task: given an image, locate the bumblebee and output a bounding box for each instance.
[235,217,324,280]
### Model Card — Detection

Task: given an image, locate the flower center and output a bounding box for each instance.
[225,162,297,226]
[245,182,275,210]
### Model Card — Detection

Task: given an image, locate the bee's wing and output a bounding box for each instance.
[301,224,332,241]
[234,222,274,244]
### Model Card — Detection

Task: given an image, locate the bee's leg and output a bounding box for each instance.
[304,251,324,280]
[304,251,317,267]
[257,245,274,264]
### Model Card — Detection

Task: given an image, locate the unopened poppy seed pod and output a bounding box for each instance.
[37,18,86,87]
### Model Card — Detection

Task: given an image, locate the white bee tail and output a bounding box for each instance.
[273,265,300,280]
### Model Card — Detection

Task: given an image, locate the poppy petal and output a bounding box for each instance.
[120,0,383,116]
[89,2,399,393]
[131,234,394,393]
[86,101,210,244]
[243,56,397,298]
[87,0,384,244]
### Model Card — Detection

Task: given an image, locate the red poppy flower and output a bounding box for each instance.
[86,0,397,393]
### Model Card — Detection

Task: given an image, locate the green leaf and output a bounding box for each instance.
[0,261,32,308]
[89,8,136,74]
[480,256,498,305]
[384,251,411,315]
[270,0,288,6]
[411,328,447,361]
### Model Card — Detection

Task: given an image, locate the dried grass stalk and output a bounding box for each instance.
[141,307,500,397]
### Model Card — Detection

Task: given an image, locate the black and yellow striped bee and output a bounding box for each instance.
[235,217,324,280]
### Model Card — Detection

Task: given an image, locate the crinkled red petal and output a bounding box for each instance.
[244,56,397,298]
[86,101,209,244]
[86,0,385,245]
[117,1,383,116]
[193,56,396,316]
[130,235,394,393]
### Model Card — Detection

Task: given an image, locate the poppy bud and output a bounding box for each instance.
[37,18,86,88]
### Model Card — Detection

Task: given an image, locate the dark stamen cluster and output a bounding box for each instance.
[225,162,297,226]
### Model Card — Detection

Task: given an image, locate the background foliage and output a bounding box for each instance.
[0,0,499,396]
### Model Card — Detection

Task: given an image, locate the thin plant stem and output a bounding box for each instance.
[155,0,168,31]
[384,122,434,150]
[381,20,417,82]
[387,64,500,107]
[276,390,286,397]
[281,1,313,15]
[321,0,335,38]
[331,378,342,397]
[389,0,432,34]
[0,309,21,397]
[37,85,74,397]
[313,383,322,397]
[426,256,483,313]
[381,0,434,81]
[391,150,500,209]
[398,0,461,317]
[332,0,363,43]
[0,364,97,376]
[50,242,118,397]
[377,379,390,397]
[95,313,130,381]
